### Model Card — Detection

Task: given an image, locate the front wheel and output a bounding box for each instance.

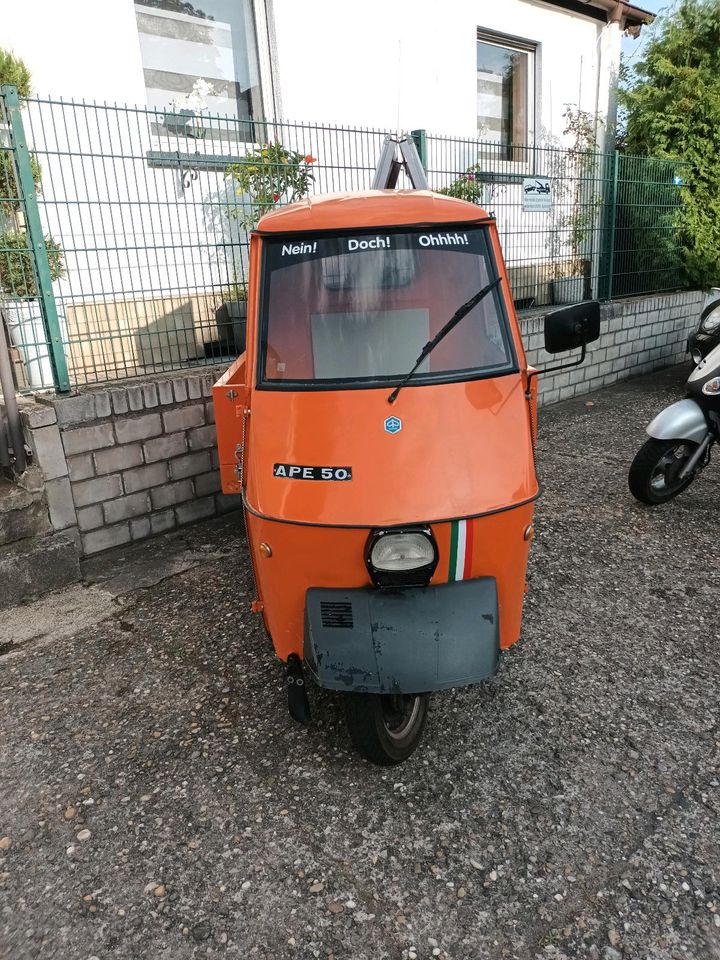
[344,693,429,765]
[628,437,700,505]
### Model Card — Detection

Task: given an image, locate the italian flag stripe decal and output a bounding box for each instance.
[449,519,473,582]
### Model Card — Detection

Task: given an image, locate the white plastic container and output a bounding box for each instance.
[3,300,68,389]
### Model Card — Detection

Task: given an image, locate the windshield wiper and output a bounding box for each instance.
[387,276,502,404]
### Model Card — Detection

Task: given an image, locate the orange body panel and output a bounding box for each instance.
[213,190,540,667]
[246,505,534,661]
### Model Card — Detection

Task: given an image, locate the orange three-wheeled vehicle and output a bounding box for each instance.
[214,161,599,764]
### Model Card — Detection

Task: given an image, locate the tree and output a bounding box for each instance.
[0,49,32,98]
[621,0,720,287]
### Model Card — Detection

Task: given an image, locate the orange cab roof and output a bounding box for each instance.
[255,190,491,233]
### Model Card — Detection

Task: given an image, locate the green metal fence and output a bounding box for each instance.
[0,86,691,393]
[421,134,689,308]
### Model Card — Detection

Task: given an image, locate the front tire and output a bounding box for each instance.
[344,693,429,765]
[628,437,699,505]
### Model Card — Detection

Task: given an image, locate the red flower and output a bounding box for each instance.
[466,173,475,181]
[273,193,280,201]
[304,154,316,164]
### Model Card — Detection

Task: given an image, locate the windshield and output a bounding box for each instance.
[258,226,516,388]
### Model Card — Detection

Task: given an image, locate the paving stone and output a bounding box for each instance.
[143,433,187,464]
[109,389,129,415]
[157,381,174,405]
[30,424,68,481]
[176,496,216,525]
[94,392,112,418]
[71,474,123,509]
[150,479,194,511]
[195,471,221,497]
[76,504,104,532]
[187,424,217,451]
[54,394,97,427]
[162,405,204,433]
[172,379,188,403]
[150,509,177,535]
[127,385,145,411]
[123,462,168,494]
[81,522,131,555]
[103,491,151,524]
[67,454,94,482]
[45,477,77,531]
[169,451,212,481]
[142,383,159,408]
[130,516,152,540]
[93,443,143,476]
[19,402,57,429]
[114,414,162,444]
[62,423,115,457]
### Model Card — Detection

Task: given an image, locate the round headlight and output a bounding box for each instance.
[701,304,720,333]
[370,532,435,572]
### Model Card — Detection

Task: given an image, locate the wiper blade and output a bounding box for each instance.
[387,276,502,404]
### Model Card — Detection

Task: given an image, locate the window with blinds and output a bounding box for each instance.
[134,0,263,133]
[477,31,536,160]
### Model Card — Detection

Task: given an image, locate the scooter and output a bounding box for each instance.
[628,343,720,504]
[214,136,600,764]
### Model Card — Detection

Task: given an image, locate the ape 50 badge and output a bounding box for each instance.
[273,464,352,481]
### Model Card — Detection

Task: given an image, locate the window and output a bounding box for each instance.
[259,227,515,389]
[134,0,262,129]
[477,31,535,155]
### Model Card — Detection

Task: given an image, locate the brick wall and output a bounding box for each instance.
[522,290,703,406]
[23,366,239,556]
[13,291,703,557]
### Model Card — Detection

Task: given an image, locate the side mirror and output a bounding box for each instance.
[544,301,601,355]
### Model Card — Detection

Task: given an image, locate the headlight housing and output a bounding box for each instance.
[700,303,720,333]
[702,376,720,396]
[365,527,438,588]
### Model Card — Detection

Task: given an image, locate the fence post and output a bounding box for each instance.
[1,84,70,393]
[605,149,620,302]
[410,129,427,171]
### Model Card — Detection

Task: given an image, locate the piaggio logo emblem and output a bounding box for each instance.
[384,416,402,434]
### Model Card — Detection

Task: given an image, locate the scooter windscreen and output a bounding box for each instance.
[257,225,516,389]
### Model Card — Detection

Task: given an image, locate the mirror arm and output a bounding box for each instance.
[526,341,587,389]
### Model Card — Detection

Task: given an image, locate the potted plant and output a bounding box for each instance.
[225,142,316,231]
[549,107,604,305]
[0,230,66,387]
[163,79,216,139]
[438,162,487,205]
[214,279,247,355]
[213,144,315,356]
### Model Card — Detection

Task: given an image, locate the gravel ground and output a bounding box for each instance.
[1,365,719,960]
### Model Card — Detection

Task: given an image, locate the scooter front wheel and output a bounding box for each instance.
[344,693,429,765]
[628,437,699,505]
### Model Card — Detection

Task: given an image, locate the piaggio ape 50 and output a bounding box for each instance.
[214,137,599,764]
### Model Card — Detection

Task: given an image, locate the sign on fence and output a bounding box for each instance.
[522,177,553,212]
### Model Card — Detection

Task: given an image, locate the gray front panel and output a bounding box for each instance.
[304,578,499,694]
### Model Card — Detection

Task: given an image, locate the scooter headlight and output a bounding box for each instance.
[701,304,720,333]
[702,376,720,396]
[366,528,438,588]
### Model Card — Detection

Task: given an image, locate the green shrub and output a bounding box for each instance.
[438,164,486,204]
[225,143,315,229]
[0,150,42,212]
[0,50,32,98]
[621,0,720,287]
[0,230,64,298]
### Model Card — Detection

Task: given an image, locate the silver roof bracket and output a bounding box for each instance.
[371,135,429,191]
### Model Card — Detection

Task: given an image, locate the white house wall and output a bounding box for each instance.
[271,0,619,143]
